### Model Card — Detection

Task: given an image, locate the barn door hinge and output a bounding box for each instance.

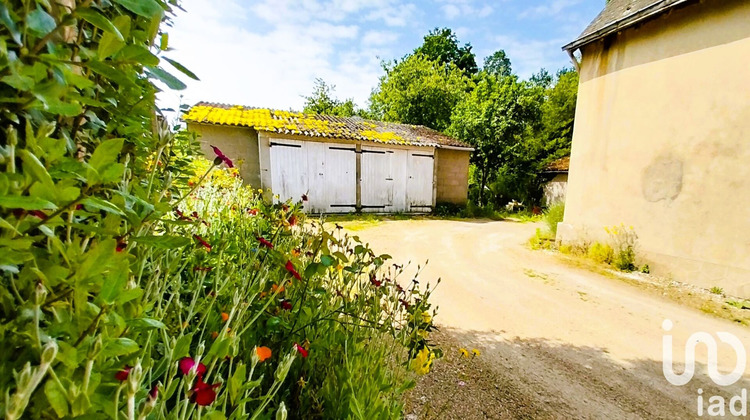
[270,142,302,148]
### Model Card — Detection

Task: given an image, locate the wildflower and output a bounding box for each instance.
[410,347,434,375]
[179,357,207,377]
[280,300,293,311]
[370,274,382,287]
[210,145,234,168]
[115,365,132,381]
[30,210,47,220]
[291,248,301,257]
[191,377,220,406]
[399,298,410,309]
[417,329,429,339]
[221,312,229,322]
[472,349,481,357]
[271,283,285,294]
[193,234,212,252]
[149,384,158,400]
[336,264,344,273]
[285,261,301,280]
[297,377,307,388]
[211,331,219,340]
[194,266,213,272]
[116,241,127,252]
[257,237,274,249]
[421,311,432,324]
[256,346,272,362]
[459,348,469,358]
[247,208,258,216]
[301,194,308,202]
[295,343,309,358]
[282,204,289,212]
[288,215,297,226]
[174,209,190,221]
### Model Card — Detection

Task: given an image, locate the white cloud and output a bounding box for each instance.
[161,0,406,112]
[519,0,582,19]
[487,35,571,77]
[435,0,494,20]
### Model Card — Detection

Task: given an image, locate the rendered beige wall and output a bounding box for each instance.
[187,123,261,188]
[435,148,470,205]
[559,0,750,297]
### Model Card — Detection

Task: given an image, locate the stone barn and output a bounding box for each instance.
[184,103,473,214]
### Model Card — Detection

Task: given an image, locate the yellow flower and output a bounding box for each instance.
[459,348,469,358]
[417,329,429,339]
[421,311,432,324]
[297,377,307,388]
[410,347,435,375]
[472,349,480,357]
[336,264,343,273]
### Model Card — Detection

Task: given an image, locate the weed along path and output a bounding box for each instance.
[345,219,750,419]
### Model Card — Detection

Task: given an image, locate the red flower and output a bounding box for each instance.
[191,377,220,406]
[193,234,212,252]
[285,261,301,280]
[247,208,258,216]
[194,266,213,272]
[174,209,190,221]
[115,365,131,381]
[282,204,289,212]
[30,210,47,220]
[257,237,274,249]
[370,274,382,288]
[399,298,410,309]
[191,211,199,220]
[295,343,309,358]
[288,215,297,226]
[280,299,293,310]
[210,145,234,168]
[116,241,127,252]
[301,194,308,202]
[179,357,207,377]
[149,384,158,400]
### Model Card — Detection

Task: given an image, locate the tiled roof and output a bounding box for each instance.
[563,0,694,51]
[184,102,473,149]
[544,156,570,173]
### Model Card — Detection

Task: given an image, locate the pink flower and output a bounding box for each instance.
[295,343,309,358]
[210,145,234,168]
[280,300,293,311]
[149,384,158,400]
[179,357,207,377]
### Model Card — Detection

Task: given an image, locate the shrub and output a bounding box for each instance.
[606,225,638,272]
[0,2,437,418]
[587,242,614,264]
[710,286,724,296]
[543,203,565,237]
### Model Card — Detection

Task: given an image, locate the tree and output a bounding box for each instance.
[369,54,472,131]
[303,78,358,117]
[483,50,512,77]
[415,28,478,74]
[538,68,579,161]
[448,74,541,204]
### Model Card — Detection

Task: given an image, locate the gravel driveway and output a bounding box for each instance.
[347,219,750,419]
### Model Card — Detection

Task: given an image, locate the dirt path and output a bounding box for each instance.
[346,219,750,419]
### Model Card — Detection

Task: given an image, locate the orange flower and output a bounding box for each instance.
[256,346,272,362]
[221,312,229,322]
[211,331,219,340]
[271,283,285,293]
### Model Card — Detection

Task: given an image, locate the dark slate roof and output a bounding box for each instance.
[563,0,695,51]
[544,156,570,173]
[184,102,473,150]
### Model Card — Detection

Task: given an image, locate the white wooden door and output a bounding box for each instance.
[270,139,308,205]
[361,147,392,212]
[324,145,357,212]
[406,150,434,211]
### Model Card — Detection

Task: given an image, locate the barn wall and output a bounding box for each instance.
[559,0,750,296]
[542,174,568,207]
[435,148,470,205]
[187,123,261,188]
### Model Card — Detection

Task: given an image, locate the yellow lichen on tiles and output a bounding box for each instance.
[360,129,406,144]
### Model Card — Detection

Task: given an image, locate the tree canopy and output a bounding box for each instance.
[483,50,512,78]
[414,27,478,75]
[303,78,358,117]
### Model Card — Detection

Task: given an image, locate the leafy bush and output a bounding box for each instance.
[606,225,638,272]
[0,2,437,419]
[543,203,565,237]
[587,242,614,264]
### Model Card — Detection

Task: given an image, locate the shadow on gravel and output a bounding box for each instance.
[405,328,750,420]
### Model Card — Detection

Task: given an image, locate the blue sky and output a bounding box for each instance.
[162,0,603,112]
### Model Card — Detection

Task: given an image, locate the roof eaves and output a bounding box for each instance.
[562,0,693,52]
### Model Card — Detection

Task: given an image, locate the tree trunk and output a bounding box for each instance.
[479,165,489,206]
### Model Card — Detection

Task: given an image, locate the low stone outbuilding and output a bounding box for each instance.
[542,156,569,207]
[184,103,473,213]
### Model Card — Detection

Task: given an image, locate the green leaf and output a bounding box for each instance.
[75,8,123,41]
[45,100,83,116]
[89,138,124,173]
[127,318,166,329]
[112,0,163,18]
[102,338,139,357]
[86,61,137,89]
[1,74,34,90]
[0,195,56,210]
[145,66,186,90]
[229,363,246,404]
[18,150,54,190]
[320,255,335,267]
[133,235,190,248]
[0,3,21,45]
[81,197,124,216]
[44,379,69,418]
[26,7,56,37]
[98,15,130,58]
[203,412,226,420]
[304,262,319,278]
[205,337,232,361]
[173,333,193,359]
[118,44,159,66]
[99,263,127,304]
[159,32,168,50]
[115,287,142,305]
[163,57,199,81]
